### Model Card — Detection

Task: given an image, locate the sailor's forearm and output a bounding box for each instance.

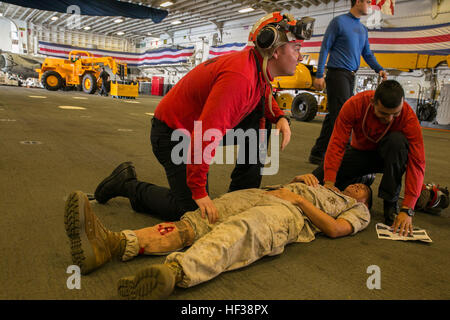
[294,196,340,238]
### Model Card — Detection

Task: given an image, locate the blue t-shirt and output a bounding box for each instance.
[316,12,383,78]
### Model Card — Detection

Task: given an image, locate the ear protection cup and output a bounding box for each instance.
[256,25,279,50]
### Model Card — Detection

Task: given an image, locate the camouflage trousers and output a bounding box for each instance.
[165,188,313,288]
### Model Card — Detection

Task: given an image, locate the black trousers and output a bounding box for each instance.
[99,80,109,96]
[312,131,409,203]
[126,110,272,221]
[310,68,355,158]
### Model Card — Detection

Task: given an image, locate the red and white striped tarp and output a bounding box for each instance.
[209,24,449,58]
[38,41,194,67]
[302,23,450,56]
[208,42,247,59]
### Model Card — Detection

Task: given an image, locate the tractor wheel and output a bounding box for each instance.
[41,71,63,91]
[82,73,97,94]
[291,92,318,122]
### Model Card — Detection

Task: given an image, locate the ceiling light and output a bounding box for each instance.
[83,26,91,30]
[0,13,3,17]
[114,18,124,23]
[171,20,181,25]
[238,7,254,13]
[116,31,125,35]
[160,1,174,7]
[51,16,59,21]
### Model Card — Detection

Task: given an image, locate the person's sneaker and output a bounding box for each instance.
[94,162,136,204]
[64,191,127,274]
[383,200,399,226]
[117,264,176,300]
[308,153,323,165]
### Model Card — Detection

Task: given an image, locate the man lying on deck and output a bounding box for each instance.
[64,174,372,299]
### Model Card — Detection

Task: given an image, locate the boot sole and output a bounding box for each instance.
[117,265,175,300]
[94,161,135,204]
[64,191,97,275]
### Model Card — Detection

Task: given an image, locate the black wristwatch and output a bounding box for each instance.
[277,115,291,126]
[400,207,415,217]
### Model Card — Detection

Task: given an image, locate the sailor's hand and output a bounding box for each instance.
[275,117,291,151]
[391,212,413,237]
[379,70,388,81]
[265,188,300,205]
[290,174,319,187]
[313,77,325,91]
[194,196,219,224]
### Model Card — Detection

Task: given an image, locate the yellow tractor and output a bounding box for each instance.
[36,50,138,98]
[272,55,325,122]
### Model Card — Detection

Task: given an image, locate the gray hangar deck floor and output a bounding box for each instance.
[0,86,449,300]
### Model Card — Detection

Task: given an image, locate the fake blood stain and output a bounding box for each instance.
[158,223,175,235]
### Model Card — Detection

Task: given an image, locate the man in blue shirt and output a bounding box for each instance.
[309,0,387,164]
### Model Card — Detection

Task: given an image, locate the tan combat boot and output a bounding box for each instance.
[117,262,183,300]
[64,191,127,274]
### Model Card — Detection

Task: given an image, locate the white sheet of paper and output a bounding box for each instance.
[376,223,432,243]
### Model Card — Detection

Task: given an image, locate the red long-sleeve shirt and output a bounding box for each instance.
[324,91,425,208]
[154,47,284,200]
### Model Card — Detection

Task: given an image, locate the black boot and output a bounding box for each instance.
[383,200,398,226]
[360,173,376,187]
[94,162,137,204]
